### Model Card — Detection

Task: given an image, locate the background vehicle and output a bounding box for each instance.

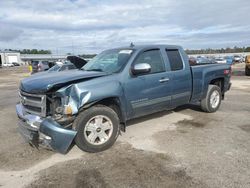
[32,56,87,74]
[66,56,87,69]
[3,62,14,67]
[224,56,234,65]
[189,56,197,65]
[245,55,250,76]
[47,56,87,72]
[214,57,227,64]
[12,62,20,66]
[196,56,211,64]
[31,60,50,74]
[47,62,77,72]
[16,45,232,154]
[233,55,242,63]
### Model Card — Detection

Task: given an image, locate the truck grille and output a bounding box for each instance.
[19,91,46,117]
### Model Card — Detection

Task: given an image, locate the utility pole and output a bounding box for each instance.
[72,41,75,55]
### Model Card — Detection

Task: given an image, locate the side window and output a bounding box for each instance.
[166,49,183,71]
[134,49,165,74]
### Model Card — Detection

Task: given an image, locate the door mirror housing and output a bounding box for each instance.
[132,63,151,75]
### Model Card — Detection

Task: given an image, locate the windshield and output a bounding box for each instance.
[82,49,133,73]
[48,64,61,72]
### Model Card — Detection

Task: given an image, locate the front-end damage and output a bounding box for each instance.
[16,103,77,154]
[55,84,91,116]
[16,71,124,154]
[16,81,94,154]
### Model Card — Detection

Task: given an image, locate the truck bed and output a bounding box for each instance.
[190,63,231,102]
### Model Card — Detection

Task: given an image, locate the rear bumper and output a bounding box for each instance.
[16,104,77,154]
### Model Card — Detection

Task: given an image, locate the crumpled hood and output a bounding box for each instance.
[20,70,107,94]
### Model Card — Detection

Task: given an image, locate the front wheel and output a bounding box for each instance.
[74,105,120,153]
[201,85,222,113]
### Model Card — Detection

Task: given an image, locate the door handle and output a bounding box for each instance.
[159,77,170,83]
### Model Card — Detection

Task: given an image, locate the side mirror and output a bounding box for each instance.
[131,63,151,75]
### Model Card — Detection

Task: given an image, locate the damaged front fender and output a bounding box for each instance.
[55,76,126,119]
[56,84,91,115]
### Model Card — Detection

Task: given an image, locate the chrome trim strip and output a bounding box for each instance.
[131,95,171,108]
[20,91,44,97]
[131,91,191,109]
[16,104,42,129]
[172,91,191,99]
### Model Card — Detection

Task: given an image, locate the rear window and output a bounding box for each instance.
[166,49,183,71]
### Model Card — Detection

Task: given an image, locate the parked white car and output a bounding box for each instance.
[215,58,227,64]
[233,55,242,63]
[3,62,14,67]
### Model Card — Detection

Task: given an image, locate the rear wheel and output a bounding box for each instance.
[245,66,250,76]
[201,85,222,113]
[74,105,120,153]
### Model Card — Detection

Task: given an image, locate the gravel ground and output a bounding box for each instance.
[0,64,249,188]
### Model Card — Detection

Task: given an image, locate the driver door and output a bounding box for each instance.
[124,49,173,119]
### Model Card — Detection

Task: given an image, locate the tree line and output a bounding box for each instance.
[3,49,52,54]
[185,46,250,55]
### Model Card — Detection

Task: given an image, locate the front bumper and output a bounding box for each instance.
[16,104,77,154]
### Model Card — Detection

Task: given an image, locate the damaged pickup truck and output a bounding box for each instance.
[16,45,232,154]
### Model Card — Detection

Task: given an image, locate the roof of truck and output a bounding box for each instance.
[111,44,182,51]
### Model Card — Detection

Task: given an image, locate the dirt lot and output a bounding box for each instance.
[0,64,249,188]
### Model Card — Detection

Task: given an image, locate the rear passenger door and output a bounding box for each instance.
[124,49,173,118]
[165,49,192,107]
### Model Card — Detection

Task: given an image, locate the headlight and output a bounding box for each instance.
[64,105,73,115]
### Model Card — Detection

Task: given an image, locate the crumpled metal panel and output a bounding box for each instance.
[20,70,107,94]
[55,75,126,116]
[56,84,91,114]
[40,118,77,154]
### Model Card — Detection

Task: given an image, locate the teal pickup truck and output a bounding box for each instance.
[16,44,231,153]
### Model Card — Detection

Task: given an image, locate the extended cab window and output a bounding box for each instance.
[134,49,165,74]
[166,49,183,71]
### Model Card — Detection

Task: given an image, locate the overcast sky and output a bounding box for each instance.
[0,0,249,54]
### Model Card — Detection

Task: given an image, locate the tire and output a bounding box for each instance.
[74,105,120,153]
[201,85,222,113]
[245,66,250,76]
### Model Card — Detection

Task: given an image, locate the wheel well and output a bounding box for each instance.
[209,78,224,98]
[80,97,126,131]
